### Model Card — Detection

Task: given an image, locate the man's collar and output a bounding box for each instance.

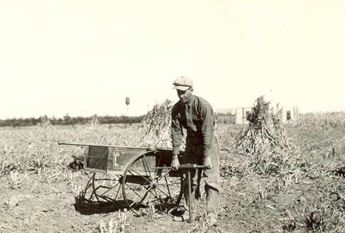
[184,94,195,107]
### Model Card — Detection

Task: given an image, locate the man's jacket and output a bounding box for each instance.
[171,95,216,158]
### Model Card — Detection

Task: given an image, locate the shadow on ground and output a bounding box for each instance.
[74,200,130,215]
[74,198,185,217]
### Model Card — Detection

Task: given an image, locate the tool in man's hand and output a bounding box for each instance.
[156,163,207,223]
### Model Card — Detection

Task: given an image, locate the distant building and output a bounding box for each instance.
[276,105,300,123]
[234,107,252,124]
[216,105,299,124]
[215,107,251,124]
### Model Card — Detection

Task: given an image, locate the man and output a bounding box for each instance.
[170,76,220,226]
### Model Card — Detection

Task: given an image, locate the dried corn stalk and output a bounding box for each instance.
[138,99,185,148]
[236,96,297,174]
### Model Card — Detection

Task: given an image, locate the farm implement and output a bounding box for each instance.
[58,142,204,222]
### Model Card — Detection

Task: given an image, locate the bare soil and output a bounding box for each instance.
[1,123,345,233]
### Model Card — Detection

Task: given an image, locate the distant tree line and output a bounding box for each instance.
[0,114,145,127]
[0,113,237,128]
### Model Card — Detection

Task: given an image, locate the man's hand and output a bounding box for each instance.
[203,156,212,169]
[171,154,180,170]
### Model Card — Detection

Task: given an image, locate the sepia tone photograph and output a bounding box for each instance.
[1,1,345,232]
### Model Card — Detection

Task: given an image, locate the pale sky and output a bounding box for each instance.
[1,0,345,118]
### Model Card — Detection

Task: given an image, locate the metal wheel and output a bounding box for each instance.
[122,151,182,215]
[78,172,122,203]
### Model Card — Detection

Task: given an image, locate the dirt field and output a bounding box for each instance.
[1,117,345,233]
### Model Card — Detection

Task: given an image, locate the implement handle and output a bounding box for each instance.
[155,164,207,170]
[57,141,173,151]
